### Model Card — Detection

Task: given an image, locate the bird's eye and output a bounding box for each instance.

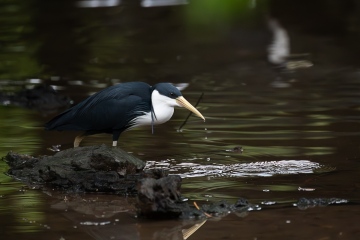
[170,92,175,97]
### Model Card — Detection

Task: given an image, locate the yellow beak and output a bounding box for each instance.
[176,96,205,121]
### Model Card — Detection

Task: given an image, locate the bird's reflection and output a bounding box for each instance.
[49,194,223,240]
[267,17,313,71]
[267,18,290,66]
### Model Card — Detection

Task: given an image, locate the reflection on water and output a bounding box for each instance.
[0,184,45,237]
[77,0,121,8]
[0,107,41,156]
[145,159,323,178]
[1,0,360,239]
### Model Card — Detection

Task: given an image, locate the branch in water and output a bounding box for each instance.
[178,92,204,131]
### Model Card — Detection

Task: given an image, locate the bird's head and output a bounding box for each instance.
[152,83,205,121]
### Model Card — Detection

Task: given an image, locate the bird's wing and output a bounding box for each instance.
[45,82,151,131]
[78,95,149,131]
[76,82,149,115]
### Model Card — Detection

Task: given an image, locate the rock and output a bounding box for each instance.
[296,197,349,210]
[4,144,145,193]
[135,175,257,219]
[0,84,72,115]
[136,175,202,219]
[3,145,258,220]
[201,200,234,216]
[200,198,259,217]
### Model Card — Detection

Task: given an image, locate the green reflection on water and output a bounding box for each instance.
[0,161,15,193]
[245,146,334,157]
[185,0,267,33]
[81,20,137,79]
[0,105,44,234]
[1,160,45,234]
[182,178,242,200]
[307,122,330,127]
[0,106,41,156]
[0,189,45,234]
[0,0,42,80]
[182,179,298,201]
[179,144,334,160]
[260,185,297,192]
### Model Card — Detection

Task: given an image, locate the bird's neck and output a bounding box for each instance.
[151,90,175,124]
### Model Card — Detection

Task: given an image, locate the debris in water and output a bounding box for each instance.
[298,187,315,191]
[261,201,276,205]
[80,221,111,226]
[294,197,349,210]
[47,145,62,152]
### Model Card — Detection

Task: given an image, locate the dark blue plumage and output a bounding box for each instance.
[45,82,205,147]
[46,82,150,132]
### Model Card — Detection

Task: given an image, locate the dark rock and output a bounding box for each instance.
[4,144,145,193]
[296,197,349,210]
[201,200,233,216]
[136,175,194,219]
[135,175,256,219]
[234,197,249,207]
[3,145,257,220]
[0,84,71,114]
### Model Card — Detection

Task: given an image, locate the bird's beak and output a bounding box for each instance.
[176,96,205,121]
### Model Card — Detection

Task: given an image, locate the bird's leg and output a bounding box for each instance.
[74,133,86,147]
[112,131,121,147]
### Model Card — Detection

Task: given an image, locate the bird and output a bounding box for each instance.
[45,82,205,147]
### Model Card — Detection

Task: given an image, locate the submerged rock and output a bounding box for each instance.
[4,144,145,193]
[136,175,204,219]
[295,197,349,210]
[0,84,72,114]
[3,145,258,219]
[136,175,258,219]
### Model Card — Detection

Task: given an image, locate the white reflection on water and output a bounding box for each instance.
[141,0,188,7]
[267,18,289,65]
[77,0,121,8]
[145,160,321,178]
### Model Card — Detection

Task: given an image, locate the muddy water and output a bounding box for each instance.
[1,1,360,239]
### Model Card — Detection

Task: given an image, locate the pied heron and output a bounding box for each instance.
[45,82,205,147]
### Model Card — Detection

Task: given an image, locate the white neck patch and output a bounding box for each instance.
[131,89,178,128]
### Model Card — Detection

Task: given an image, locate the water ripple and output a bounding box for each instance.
[145,160,322,178]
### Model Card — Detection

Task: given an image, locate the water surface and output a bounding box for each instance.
[1,0,360,239]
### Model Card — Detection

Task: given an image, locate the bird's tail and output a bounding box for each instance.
[45,109,75,130]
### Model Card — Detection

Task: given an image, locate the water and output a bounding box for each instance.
[1,0,360,239]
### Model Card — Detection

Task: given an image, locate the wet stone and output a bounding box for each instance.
[3,145,257,219]
[4,144,146,193]
[0,84,71,114]
[136,177,257,219]
[295,197,349,210]
[136,175,207,219]
[200,198,258,216]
